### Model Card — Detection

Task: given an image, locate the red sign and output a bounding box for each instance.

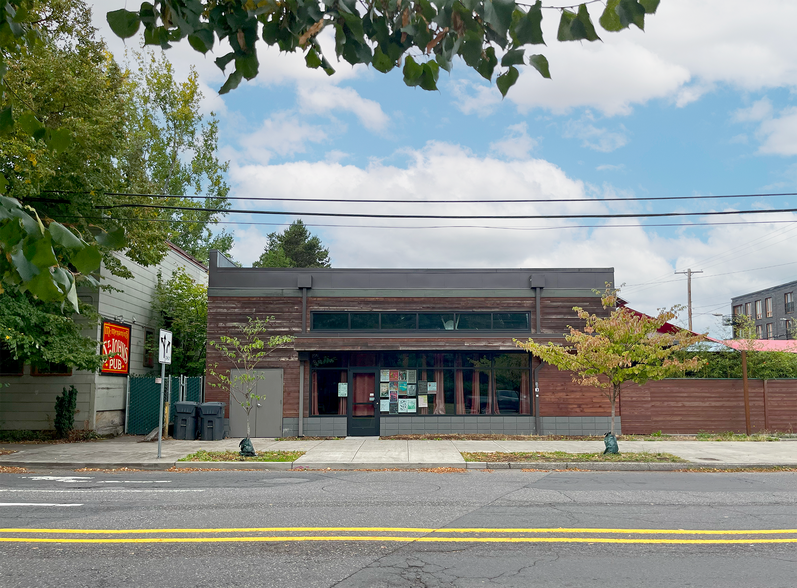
[101,321,131,375]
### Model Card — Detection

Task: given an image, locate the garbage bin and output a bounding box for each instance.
[198,402,226,440]
[173,401,199,440]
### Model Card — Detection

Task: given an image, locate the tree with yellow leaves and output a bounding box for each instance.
[516,287,705,434]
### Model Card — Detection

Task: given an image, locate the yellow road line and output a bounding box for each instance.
[1,536,796,545]
[2,527,796,535]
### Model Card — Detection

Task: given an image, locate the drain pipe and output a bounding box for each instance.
[298,360,305,437]
[297,276,313,438]
[533,359,545,435]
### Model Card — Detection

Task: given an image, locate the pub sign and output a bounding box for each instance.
[100,321,131,375]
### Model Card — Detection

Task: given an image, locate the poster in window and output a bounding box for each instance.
[380,383,389,397]
[427,382,437,394]
[389,381,398,392]
[407,398,417,413]
[338,383,348,397]
[407,384,416,396]
[399,370,407,382]
[389,370,400,381]
[100,321,131,375]
[398,398,409,413]
[398,381,408,394]
[418,395,428,408]
[389,402,398,414]
[407,370,417,383]
[380,369,390,382]
[418,380,428,395]
[389,390,398,402]
[380,400,390,412]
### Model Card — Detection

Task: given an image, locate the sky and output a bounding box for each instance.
[91,0,797,337]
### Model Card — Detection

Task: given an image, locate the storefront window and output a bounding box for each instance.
[312,313,348,330]
[457,313,492,330]
[381,313,416,329]
[311,353,346,368]
[312,369,347,415]
[351,313,379,329]
[419,313,455,330]
[494,368,531,414]
[494,313,530,330]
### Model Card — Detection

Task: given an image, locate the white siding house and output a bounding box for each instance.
[0,244,207,434]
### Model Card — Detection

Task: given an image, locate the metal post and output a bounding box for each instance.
[535,287,541,334]
[157,362,166,458]
[298,360,304,437]
[124,376,131,435]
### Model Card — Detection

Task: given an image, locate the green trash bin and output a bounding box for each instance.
[173,402,199,440]
[198,402,226,440]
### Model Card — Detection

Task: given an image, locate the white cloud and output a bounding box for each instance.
[733,98,774,123]
[233,114,330,164]
[596,164,625,172]
[449,80,503,117]
[297,84,389,133]
[756,107,797,155]
[563,118,629,153]
[489,123,537,159]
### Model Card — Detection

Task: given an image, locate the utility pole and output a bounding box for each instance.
[675,268,703,331]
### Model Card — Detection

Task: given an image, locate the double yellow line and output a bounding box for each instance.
[2,527,797,545]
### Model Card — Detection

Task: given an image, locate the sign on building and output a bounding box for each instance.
[100,321,131,375]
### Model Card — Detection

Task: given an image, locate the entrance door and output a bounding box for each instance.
[229,369,283,437]
[347,371,379,436]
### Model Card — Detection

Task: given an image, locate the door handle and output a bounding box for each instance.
[257,403,261,407]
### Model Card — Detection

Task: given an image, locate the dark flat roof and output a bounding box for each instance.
[209,251,613,292]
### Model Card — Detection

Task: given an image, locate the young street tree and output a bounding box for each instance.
[253,220,331,268]
[107,0,660,98]
[515,287,705,434]
[208,317,294,442]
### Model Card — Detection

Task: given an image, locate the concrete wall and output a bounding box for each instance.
[540,416,618,436]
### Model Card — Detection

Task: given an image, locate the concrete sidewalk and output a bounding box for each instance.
[1,435,796,471]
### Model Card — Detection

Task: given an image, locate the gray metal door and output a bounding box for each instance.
[229,369,283,437]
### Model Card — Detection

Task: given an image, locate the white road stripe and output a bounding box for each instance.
[0,503,83,507]
[0,489,204,493]
[96,481,172,484]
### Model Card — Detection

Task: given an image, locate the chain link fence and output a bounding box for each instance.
[126,375,205,434]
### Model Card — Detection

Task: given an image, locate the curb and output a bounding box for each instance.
[2,461,795,472]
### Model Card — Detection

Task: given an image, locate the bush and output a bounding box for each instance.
[54,385,78,438]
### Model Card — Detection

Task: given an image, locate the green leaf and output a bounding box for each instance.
[47,128,72,154]
[70,245,102,275]
[49,222,84,251]
[25,270,63,302]
[235,53,259,80]
[460,33,484,68]
[477,46,498,81]
[496,65,519,97]
[529,53,551,78]
[17,113,43,136]
[372,47,394,73]
[420,61,440,91]
[617,0,646,29]
[599,0,623,31]
[501,47,525,67]
[511,1,544,46]
[188,29,215,53]
[403,55,424,86]
[219,69,243,94]
[93,226,126,249]
[10,247,39,281]
[483,0,515,38]
[214,52,235,71]
[107,9,141,39]
[577,4,601,41]
[305,48,322,69]
[640,0,660,13]
[0,106,13,134]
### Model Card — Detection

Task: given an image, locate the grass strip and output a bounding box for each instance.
[462,451,686,463]
[178,449,305,463]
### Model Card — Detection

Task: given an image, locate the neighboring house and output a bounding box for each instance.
[206,251,617,437]
[731,280,797,340]
[0,244,207,434]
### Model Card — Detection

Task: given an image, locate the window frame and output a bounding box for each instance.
[765,297,773,318]
[309,311,531,332]
[755,300,763,320]
[786,292,794,314]
[766,323,773,339]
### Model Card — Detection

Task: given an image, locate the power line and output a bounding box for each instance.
[44,189,797,205]
[95,202,797,220]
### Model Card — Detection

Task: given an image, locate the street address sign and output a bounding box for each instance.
[158,329,173,365]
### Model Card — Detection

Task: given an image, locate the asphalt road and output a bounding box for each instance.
[1,469,796,587]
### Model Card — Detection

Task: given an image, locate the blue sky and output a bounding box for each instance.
[92,1,797,336]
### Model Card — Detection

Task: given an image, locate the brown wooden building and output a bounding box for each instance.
[206,251,619,437]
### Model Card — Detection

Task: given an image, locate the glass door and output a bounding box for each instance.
[347,370,379,436]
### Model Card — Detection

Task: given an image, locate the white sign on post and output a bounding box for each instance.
[158,329,172,365]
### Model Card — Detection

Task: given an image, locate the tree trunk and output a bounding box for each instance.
[610,383,621,435]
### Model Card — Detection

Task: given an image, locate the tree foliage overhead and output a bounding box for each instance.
[516,286,705,434]
[253,220,331,268]
[107,0,661,97]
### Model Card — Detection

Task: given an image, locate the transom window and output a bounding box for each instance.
[311,312,530,331]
